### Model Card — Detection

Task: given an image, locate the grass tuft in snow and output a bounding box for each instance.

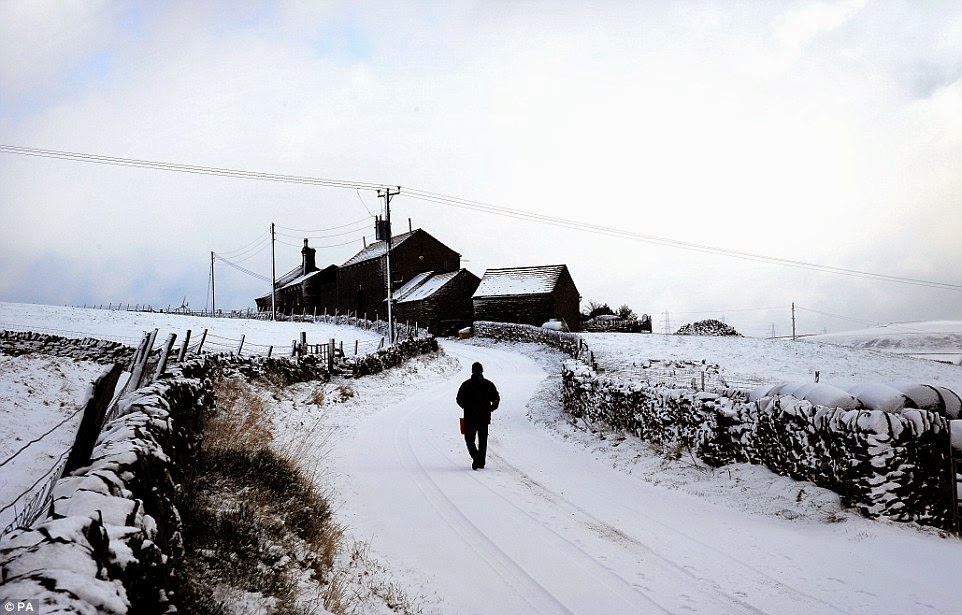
[178,375,341,614]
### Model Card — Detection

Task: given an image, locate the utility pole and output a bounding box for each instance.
[271,222,277,321]
[792,302,796,341]
[378,186,401,344]
[210,252,216,317]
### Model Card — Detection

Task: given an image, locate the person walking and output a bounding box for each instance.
[456,361,500,470]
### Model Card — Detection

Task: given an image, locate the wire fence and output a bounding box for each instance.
[574,338,761,392]
[1,310,432,535]
[0,380,102,536]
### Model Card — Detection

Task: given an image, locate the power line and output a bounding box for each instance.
[218,234,272,264]
[794,305,879,327]
[218,231,271,259]
[0,144,389,191]
[274,224,370,241]
[212,252,271,282]
[4,143,961,293]
[275,215,372,234]
[275,236,365,250]
[398,188,962,292]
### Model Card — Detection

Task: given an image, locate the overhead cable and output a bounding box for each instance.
[0,144,390,191]
[212,252,271,282]
[398,188,962,292]
[4,144,960,292]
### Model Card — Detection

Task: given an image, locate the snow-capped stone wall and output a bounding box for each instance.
[0,330,135,364]
[472,321,582,357]
[561,361,955,530]
[347,337,439,377]
[1,334,443,611]
[0,374,209,613]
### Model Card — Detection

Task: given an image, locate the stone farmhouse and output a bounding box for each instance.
[257,229,581,334]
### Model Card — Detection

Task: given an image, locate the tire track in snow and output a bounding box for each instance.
[441,342,851,614]
[390,401,576,614]
[475,452,765,614]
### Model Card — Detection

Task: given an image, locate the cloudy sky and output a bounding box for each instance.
[2,0,961,337]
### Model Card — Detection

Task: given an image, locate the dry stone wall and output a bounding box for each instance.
[0,332,442,612]
[0,330,135,364]
[0,375,208,613]
[472,321,582,357]
[562,361,955,529]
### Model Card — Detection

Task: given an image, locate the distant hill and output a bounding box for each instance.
[810,321,962,365]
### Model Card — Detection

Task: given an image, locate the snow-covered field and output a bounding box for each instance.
[584,324,962,394]
[0,302,385,533]
[810,321,962,365]
[0,302,386,355]
[0,355,108,531]
[3,303,962,613]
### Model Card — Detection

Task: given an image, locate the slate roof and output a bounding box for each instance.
[473,265,569,298]
[394,270,462,304]
[342,231,416,267]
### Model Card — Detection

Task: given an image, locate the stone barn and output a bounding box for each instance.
[472,264,581,331]
[336,228,461,320]
[391,269,481,336]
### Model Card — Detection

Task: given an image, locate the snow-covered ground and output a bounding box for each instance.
[273,339,962,614]
[3,304,962,613]
[810,321,962,365]
[584,327,962,393]
[0,355,107,531]
[0,302,386,356]
[0,302,385,534]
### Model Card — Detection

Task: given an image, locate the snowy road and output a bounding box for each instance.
[324,341,962,614]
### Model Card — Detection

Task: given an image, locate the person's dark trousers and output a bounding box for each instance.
[463,420,488,469]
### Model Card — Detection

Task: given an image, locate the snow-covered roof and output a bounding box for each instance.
[275,264,303,286]
[473,265,568,298]
[281,269,321,290]
[394,271,461,304]
[342,231,416,267]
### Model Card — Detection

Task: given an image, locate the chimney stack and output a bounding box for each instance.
[301,238,316,275]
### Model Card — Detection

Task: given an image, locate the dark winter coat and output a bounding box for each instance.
[456,375,500,425]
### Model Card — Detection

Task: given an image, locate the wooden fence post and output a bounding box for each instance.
[949,421,961,534]
[64,363,124,473]
[152,333,177,381]
[236,334,245,356]
[177,329,192,362]
[196,329,208,354]
[328,338,335,371]
[127,333,150,372]
[128,330,156,393]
